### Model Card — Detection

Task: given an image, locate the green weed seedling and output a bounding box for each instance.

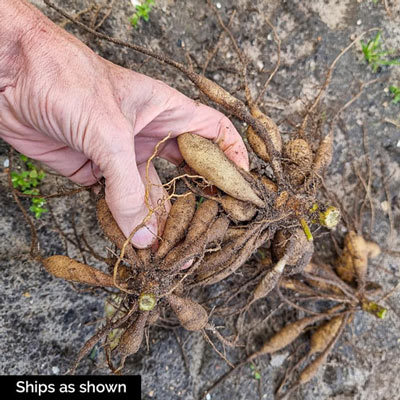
[11,154,48,218]
[361,31,400,72]
[389,85,400,104]
[250,363,261,380]
[130,0,155,28]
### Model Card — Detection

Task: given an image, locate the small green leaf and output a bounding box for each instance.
[30,205,48,219]
[389,85,400,104]
[361,31,399,72]
[38,171,46,180]
[130,0,154,27]
[11,153,48,218]
[130,14,139,27]
[249,363,261,380]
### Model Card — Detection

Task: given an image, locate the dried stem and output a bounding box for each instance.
[202,329,234,368]
[202,10,237,75]
[254,17,281,106]
[300,29,380,136]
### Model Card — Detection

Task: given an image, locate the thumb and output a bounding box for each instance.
[92,125,157,248]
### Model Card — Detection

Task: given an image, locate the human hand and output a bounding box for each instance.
[0,0,249,248]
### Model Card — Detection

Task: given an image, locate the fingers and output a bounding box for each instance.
[101,154,156,249]
[1,128,101,185]
[95,135,170,248]
[151,113,249,171]
[115,72,249,170]
[139,94,249,170]
[90,118,161,249]
[178,105,249,171]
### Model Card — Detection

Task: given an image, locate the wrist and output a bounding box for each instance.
[0,0,49,90]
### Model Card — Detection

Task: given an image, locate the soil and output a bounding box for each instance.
[1,1,400,399]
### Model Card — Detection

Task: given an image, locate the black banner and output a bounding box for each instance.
[1,375,141,400]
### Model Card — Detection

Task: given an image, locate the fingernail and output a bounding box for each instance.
[132,221,157,248]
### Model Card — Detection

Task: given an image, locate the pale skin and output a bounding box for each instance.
[0,0,249,248]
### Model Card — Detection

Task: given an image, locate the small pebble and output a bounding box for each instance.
[381,200,389,213]
[397,140,400,148]
[357,19,362,25]
[52,366,60,374]
[3,158,9,168]
[216,2,222,9]
[270,352,289,367]
[148,391,154,397]
[206,394,212,400]
[213,73,221,81]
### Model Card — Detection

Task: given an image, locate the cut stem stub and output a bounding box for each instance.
[362,301,388,319]
[139,293,157,311]
[319,206,341,229]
